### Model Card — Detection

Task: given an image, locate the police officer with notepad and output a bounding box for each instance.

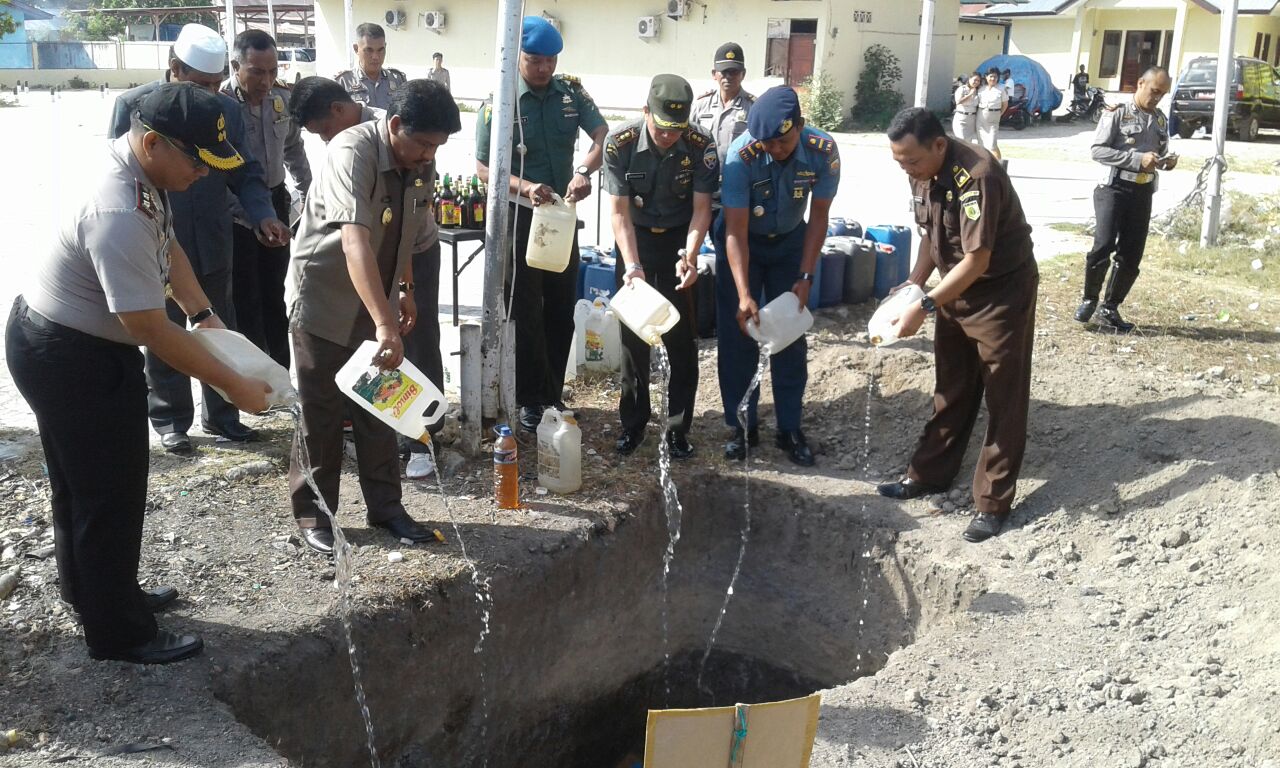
[604,74,718,459]
[715,86,840,467]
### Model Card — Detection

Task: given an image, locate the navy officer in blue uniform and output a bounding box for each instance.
[715,86,840,466]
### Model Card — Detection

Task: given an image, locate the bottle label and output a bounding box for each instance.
[494,447,517,465]
[472,203,484,223]
[350,368,422,419]
[441,201,456,225]
[538,441,560,479]
[452,207,463,227]
[585,329,603,362]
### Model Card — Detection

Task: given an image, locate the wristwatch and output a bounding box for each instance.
[921,295,938,314]
[574,164,591,177]
[798,272,815,283]
[187,307,216,324]
[399,281,415,293]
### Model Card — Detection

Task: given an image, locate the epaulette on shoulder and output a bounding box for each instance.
[556,73,582,87]
[273,79,292,91]
[135,181,158,220]
[386,67,406,78]
[698,89,715,99]
[737,140,764,164]
[684,128,709,148]
[805,133,835,154]
[612,126,639,147]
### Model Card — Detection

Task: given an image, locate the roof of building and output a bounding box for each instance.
[984,0,1279,15]
[6,0,55,21]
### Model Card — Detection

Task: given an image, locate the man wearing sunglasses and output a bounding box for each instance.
[109,23,287,456]
[7,82,273,664]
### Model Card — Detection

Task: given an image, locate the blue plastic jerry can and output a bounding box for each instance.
[865,225,913,299]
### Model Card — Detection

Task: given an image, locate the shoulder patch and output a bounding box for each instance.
[805,134,835,154]
[273,79,291,90]
[482,103,492,125]
[699,89,715,99]
[613,126,639,147]
[136,181,158,220]
[738,140,764,164]
[952,165,972,190]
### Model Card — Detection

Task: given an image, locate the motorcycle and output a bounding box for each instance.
[1000,97,1033,130]
[1060,86,1106,123]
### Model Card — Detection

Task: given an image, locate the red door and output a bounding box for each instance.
[787,34,816,88]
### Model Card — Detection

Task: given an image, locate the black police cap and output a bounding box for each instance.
[135,82,244,171]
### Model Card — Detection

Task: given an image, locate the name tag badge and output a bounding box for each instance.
[625,172,647,181]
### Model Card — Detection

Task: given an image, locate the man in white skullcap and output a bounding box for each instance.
[106,24,289,456]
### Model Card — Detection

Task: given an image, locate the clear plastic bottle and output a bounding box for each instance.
[494,424,520,509]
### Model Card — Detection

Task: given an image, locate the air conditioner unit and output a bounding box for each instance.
[666,0,688,20]
[421,10,446,30]
[541,13,561,32]
[637,16,659,38]
[384,8,405,28]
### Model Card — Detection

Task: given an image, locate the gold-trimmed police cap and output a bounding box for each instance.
[647,73,694,130]
[136,82,244,171]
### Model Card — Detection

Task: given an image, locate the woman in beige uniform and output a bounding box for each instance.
[952,72,980,144]
[976,68,1008,160]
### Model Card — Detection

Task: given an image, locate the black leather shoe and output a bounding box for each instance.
[552,401,580,422]
[962,512,1006,543]
[202,421,259,442]
[876,477,947,500]
[301,527,335,555]
[143,586,178,612]
[160,432,193,456]
[89,630,204,665]
[373,512,436,543]
[1074,298,1098,323]
[1095,304,1135,333]
[724,427,760,461]
[518,405,544,434]
[775,429,815,467]
[666,431,694,460]
[615,427,646,455]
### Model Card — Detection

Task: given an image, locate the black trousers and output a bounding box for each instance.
[6,298,156,652]
[401,244,444,454]
[144,269,239,435]
[506,203,580,408]
[288,328,404,529]
[615,227,698,436]
[233,184,292,368]
[1086,182,1153,277]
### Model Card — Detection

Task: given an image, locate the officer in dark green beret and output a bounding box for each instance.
[604,74,718,458]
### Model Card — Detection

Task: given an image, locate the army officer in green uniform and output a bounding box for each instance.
[475,16,609,433]
[605,74,718,458]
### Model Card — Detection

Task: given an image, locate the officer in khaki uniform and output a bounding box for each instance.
[690,42,755,170]
[223,29,311,368]
[880,107,1039,544]
[286,80,461,555]
[475,16,609,433]
[1075,66,1176,333]
[334,22,406,111]
[605,74,718,458]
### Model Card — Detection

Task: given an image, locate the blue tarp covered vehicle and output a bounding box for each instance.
[974,54,1064,118]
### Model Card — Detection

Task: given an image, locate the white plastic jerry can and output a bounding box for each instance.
[610,280,680,346]
[537,408,582,494]
[746,291,814,355]
[190,327,298,410]
[867,283,926,346]
[334,340,448,444]
[525,194,577,273]
[583,297,622,371]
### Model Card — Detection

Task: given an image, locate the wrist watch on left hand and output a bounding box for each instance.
[921,295,938,314]
[187,307,216,324]
[574,165,591,177]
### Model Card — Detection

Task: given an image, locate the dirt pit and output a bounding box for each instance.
[216,475,979,767]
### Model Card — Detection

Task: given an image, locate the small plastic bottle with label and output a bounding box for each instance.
[494,425,520,509]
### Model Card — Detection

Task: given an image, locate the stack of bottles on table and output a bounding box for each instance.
[432,173,488,230]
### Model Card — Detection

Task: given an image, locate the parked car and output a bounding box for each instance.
[277,47,318,84]
[1171,56,1280,141]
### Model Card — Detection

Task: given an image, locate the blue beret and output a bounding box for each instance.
[521,16,563,56]
[748,86,802,141]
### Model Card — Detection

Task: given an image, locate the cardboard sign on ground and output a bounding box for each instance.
[642,694,821,768]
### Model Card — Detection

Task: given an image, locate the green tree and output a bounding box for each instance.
[0,0,19,38]
[798,70,845,132]
[64,0,211,41]
[850,44,905,130]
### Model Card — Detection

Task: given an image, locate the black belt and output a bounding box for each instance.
[17,300,128,349]
[637,224,689,235]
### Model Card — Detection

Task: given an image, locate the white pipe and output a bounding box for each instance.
[267,0,276,40]
[1200,0,1238,248]
[223,0,235,55]
[343,0,354,71]
[479,0,523,423]
[914,0,936,108]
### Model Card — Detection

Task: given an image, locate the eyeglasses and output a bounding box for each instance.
[144,124,205,172]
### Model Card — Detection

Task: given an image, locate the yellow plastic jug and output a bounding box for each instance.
[525,195,577,273]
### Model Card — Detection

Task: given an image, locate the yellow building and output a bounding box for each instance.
[311,0,963,113]
[983,0,1280,92]
[956,14,1011,75]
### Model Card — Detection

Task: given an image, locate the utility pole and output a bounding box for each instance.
[343,0,353,70]
[478,0,523,429]
[223,0,235,54]
[914,0,936,108]
[1200,0,1238,247]
[267,0,276,40]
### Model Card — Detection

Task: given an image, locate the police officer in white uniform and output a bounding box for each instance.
[6,83,271,664]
